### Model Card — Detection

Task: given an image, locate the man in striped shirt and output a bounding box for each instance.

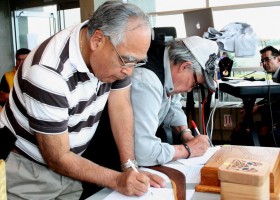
[0,1,165,199]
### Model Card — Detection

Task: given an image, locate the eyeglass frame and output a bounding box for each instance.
[106,36,147,68]
[260,56,276,65]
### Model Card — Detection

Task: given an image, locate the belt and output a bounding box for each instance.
[11,147,20,154]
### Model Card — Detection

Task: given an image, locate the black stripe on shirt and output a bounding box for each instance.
[57,39,70,73]
[68,110,103,133]
[97,83,111,96]
[5,101,37,145]
[22,77,69,108]
[66,71,90,92]
[32,36,55,66]
[71,139,91,154]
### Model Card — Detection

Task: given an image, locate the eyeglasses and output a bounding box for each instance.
[260,56,276,65]
[107,36,147,68]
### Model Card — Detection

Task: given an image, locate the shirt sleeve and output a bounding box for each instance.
[111,76,131,90]
[162,94,188,127]
[131,68,175,166]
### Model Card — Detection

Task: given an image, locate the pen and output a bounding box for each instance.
[191,120,214,147]
[127,159,153,196]
[191,120,201,135]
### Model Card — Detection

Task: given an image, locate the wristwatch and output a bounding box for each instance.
[121,159,139,172]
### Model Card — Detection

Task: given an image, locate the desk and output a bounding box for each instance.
[219,80,280,146]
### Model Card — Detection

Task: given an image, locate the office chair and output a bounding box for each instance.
[152,27,177,42]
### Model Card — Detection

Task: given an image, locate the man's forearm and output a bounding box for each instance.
[108,88,135,165]
[52,151,120,189]
[36,133,121,190]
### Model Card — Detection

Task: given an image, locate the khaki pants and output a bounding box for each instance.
[6,152,83,200]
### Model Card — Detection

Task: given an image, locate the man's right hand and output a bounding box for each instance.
[115,170,151,196]
[186,135,209,157]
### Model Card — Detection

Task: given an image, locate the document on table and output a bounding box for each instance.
[102,168,175,200]
[177,146,221,166]
[103,187,174,200]
[163,163,203,183]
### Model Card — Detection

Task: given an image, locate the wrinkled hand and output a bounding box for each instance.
[185,135,209,157]
[140,170,166,188]
[115,170,150,196]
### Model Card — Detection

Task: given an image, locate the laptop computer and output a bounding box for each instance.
[183,8,214,37]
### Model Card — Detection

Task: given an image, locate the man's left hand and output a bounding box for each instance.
[140,170,166,188]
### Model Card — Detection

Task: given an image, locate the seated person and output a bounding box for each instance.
[258,46,280,145]
[237,46,280,146]
[0,48,30,107]
[260,46,280,82]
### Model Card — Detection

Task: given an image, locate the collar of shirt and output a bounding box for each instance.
[272,66,280,83]
[69,20,91,73]
[163,47,174,96]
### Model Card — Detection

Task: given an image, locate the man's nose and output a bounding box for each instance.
[121,67,134,76]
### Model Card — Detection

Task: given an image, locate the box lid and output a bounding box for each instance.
[218,157,270,186]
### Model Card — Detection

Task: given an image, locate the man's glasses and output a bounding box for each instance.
[107,36,147,68]
[260,56,276,65]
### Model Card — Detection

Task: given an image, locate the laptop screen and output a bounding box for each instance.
[183,8,214,37]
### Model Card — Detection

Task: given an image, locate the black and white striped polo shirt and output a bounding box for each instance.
[0,22,131,164]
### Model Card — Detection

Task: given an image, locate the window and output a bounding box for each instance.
[12,4,81,51]
[131,1,280,72]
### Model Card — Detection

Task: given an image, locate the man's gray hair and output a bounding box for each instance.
[87,1,150,45]
[167,40,202,74]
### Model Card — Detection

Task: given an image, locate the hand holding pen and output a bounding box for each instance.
[191,120,214,147]
[127,159,154,196]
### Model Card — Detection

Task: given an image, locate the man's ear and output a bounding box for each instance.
[90,30,105,50]
[277,55,280,62]
[179,61,192,73]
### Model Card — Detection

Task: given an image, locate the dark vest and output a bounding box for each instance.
[141,40,166,86]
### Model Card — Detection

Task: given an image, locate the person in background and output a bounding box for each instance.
[0,1,165,200]
[0,48,30,107]
[257,46,280,145]
[236,46,280,146]
[260,46,280,82]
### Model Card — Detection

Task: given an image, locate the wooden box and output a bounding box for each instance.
[218,158,270,200]
[195,145,280,200]
[0,160,7,200]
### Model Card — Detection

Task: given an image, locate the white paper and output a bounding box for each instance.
[187,189,196,200]
[103,187,174,200]
[163,163,189,176]
[163,163,203,183]
[139,167,170,182]
[177,146,221,166]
